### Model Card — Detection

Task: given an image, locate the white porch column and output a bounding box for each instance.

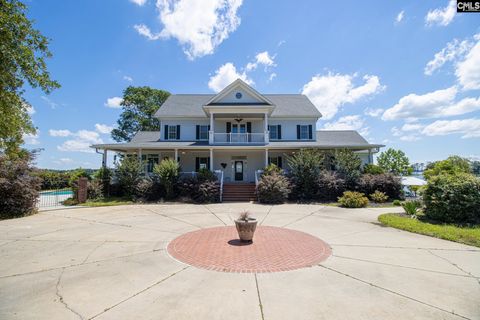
[209,113,214,144]
[174,149,178,162]
[138,149,142,160]
[209,149,214,171]
[264,149,269,167]
[102,149,107,168]
[264,112,269,143]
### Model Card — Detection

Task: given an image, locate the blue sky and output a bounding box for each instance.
[22,0,480,169]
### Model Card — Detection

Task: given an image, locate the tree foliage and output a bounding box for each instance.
[115,156,143,198]
[153,159,179,199]
[334,149,362,187]
[377,148,412,176]
[111,86,170,142]
[287,149,326,200]
[0,0,60,155]
[423,156,472,180]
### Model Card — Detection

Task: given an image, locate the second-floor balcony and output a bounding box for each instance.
[210,132,268,144]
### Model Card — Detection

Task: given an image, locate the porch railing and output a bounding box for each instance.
[254,170,263,202]
[214,170,224,202]
[213,132,266,144]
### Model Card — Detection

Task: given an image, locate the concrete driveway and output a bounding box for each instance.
[0,203,479,320]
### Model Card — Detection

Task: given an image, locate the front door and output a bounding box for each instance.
[234,161,244,181]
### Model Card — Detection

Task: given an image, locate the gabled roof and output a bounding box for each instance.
[155,94,321,118]
[204,79,274,106]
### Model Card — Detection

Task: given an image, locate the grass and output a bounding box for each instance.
[378,213,480,248]
[63,197,134,207]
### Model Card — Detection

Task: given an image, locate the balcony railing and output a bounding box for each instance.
[211,132,267,144]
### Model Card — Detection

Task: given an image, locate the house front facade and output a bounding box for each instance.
[92,79,383,184]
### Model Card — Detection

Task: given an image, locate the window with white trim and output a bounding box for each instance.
[168,126,178,140]
[198,125,209,140]
[269,125,278,140]
[198,157,209,170]
[141,154,159,173]
[300,125,309,140]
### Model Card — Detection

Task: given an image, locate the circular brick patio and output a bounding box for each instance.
[167,226,331,273]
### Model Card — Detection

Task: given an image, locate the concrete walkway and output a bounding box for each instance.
[0,203,478,320]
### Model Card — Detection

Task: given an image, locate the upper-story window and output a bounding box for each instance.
[268,125,281,140]
[297,124,312,140]
[197,125,209,140]
[165,125,180,140]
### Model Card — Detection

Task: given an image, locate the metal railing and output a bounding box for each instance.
[214,170,224,202]
[213,132,265,144]
[38,188,73,209]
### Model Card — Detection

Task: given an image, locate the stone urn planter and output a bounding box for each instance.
[235,211,258,242]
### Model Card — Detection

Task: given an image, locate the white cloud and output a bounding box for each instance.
[268,72,277,82]
[246,51,276,71]
[135,0,243,60]
[364,107,384,117]
[133,24,161,40]
[49,129,72,137]
[105,97,123,108]
[95,123,114,134]
[425,38,474,75]
[130,0,147,6]
[382,86,480,121]
[41,96,59,109]
[302,73,385,120]
[52,129,103,153]
[58,140,95,153]
[323,115,369,136]
[208,62,252,92]
[422,118,480,138]
[400,135,420,142]
[123,75,133,82]
[395,10,404,23]
[401,123,424,131]
[456,37,480,90]
[391,126,420,142]
[56,158,73,164]
[425,0,456,26]
[23,131,40,145]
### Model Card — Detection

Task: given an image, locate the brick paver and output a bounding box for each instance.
[167,226,332,273]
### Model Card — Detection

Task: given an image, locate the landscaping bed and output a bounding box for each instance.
[378,213,480,248]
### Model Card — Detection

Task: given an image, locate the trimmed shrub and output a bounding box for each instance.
[393,199,401,206]
[369,190,388,203]
[87,180,103,200]
[423,173,480,223]
[363,164,385,175]
[287,149,325,200]
[197,168,217,183]
[358,173,403,200]
[192,181,220,203]
[36,170,70,190]
[402,200,421,217]
[115,156,143,198]
[338,191,369,208]
[0,153,41,219]
[153,159,179,199]
[334,149,362,188]
[257,172,291,204]
[317,171,345,201]
[263,163,282,176]
[68,168,90,187]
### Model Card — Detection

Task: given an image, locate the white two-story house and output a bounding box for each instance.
[92,79,382,185]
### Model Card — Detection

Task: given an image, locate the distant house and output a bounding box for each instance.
[92,79,382,185]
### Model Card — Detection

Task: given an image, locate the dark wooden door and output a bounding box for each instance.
[234,161,243,181]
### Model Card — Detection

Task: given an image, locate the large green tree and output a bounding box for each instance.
[0,0,60,155]
[111,86,170,142]
[377,148,412,176]
[423,156,472,180]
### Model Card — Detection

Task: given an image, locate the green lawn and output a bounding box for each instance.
[63,197,134,207]
[378,213,480,248]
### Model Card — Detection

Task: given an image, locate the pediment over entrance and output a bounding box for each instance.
[205,79,274,106]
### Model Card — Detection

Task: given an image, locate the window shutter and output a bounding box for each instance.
[226,122,231,133]
[296,125,300,139]
[176,125,181,140]
[247,122,252,133]
[207,157,211,170]
[164,125,169,140]
[195,158,200,172]
[196,125,199,140]
[277,125,282,139]
[208,125,211,131]
[278,156,283,168]
[308,125,313,139]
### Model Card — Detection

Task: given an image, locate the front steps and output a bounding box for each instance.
[222,183,256,202]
